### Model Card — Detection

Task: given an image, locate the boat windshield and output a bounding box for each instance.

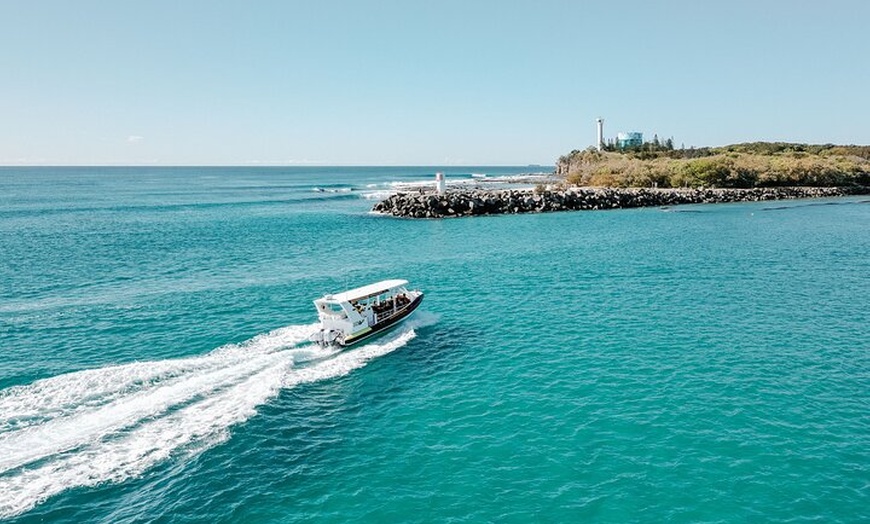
[320,302,347,316]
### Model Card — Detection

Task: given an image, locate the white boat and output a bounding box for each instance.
[310,279,424,348]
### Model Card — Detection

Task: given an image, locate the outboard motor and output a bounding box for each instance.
[310,329,342,347]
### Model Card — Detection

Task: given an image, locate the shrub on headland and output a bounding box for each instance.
[557,143,870,188]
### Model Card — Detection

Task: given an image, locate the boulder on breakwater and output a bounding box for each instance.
[371,186,870,218]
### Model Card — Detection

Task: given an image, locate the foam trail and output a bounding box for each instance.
[0,321,424,519]
[0,351,287,473]
[282,328,416,388]
[280,312,438,389]
[0,357,289,518]
[0,324,316,431]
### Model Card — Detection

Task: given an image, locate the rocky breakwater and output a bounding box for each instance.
[372,186,870,218]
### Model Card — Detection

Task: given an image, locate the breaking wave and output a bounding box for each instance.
[0,316,434,518]
[357,174,556,200]
[311,186,354,194]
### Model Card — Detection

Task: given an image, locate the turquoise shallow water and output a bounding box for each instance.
[1,167,868,523]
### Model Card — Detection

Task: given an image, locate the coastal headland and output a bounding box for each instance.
[372,186,870,218]
[373,142,870,218]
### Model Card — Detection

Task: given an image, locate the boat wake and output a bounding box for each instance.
[0,315,435,518]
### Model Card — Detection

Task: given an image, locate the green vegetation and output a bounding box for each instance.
[557,142,870,188]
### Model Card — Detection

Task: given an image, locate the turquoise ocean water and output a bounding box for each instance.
[1,167,868,523]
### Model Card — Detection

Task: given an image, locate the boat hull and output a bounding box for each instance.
[339,293,423,347]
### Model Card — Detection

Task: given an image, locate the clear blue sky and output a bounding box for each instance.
[2,1,868,165]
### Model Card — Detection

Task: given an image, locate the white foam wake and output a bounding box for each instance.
[0,321,426,519]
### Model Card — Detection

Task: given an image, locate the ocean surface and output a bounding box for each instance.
[1,166,868,523]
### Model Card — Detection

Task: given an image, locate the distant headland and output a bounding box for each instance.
[557,141,870,188]
[372,141,870,218]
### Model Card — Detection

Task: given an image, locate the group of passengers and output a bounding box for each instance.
[368,293,410,319]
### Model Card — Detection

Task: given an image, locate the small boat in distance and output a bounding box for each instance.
[310,279,424,348]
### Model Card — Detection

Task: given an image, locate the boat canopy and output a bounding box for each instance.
[326,279,408,303]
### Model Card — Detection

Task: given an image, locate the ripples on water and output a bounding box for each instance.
[1,168,868,523]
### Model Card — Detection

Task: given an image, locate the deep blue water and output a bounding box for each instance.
[1,167,868,523]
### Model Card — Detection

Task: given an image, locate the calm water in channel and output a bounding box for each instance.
[1,167,868,523]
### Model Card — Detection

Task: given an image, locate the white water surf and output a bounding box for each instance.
[0,316,434,518]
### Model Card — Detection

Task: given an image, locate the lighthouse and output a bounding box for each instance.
[596,118,604,151]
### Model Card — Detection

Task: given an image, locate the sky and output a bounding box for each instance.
[1,1,868,166]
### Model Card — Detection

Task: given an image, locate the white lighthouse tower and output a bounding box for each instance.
[596,118,604,151]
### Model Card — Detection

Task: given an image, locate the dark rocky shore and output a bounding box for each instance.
[372,186,870,218]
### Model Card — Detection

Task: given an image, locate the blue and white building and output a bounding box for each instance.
[617,132,643,149]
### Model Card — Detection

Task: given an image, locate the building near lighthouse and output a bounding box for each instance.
[617,132,643,149]
[594,119,646,150]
